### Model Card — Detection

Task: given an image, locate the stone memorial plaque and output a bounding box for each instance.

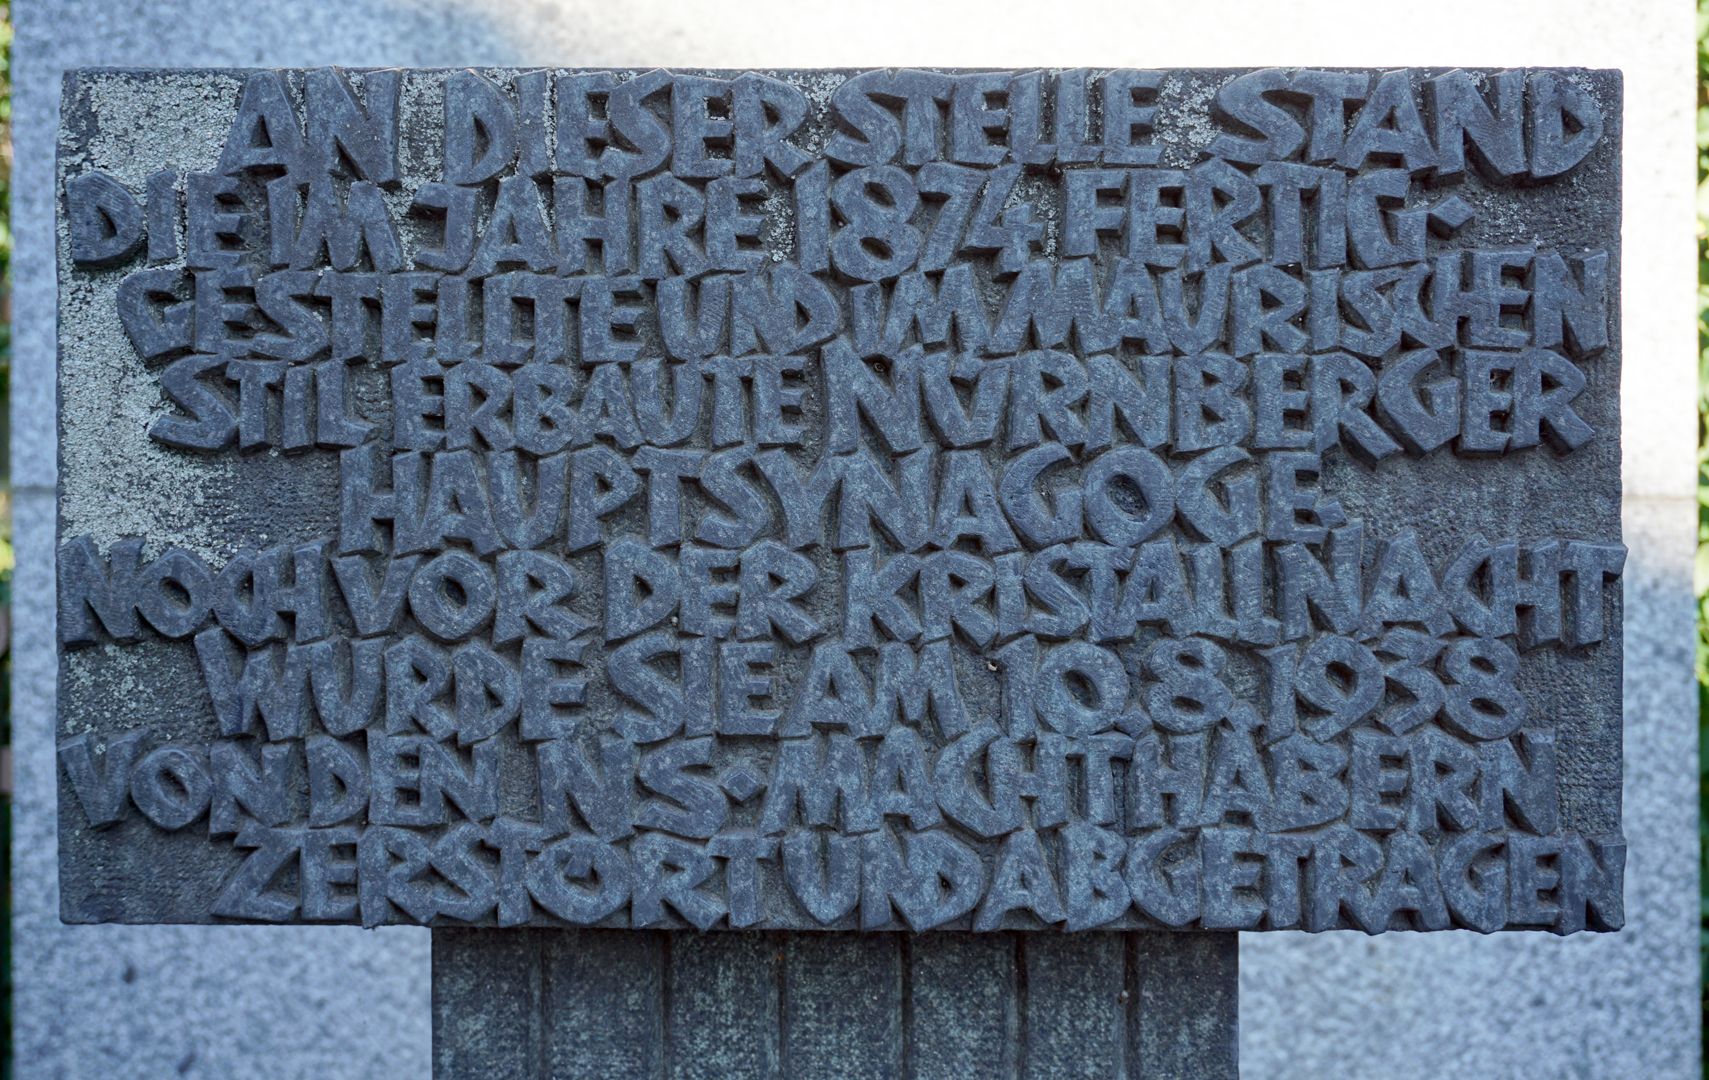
[56,67,1624,932]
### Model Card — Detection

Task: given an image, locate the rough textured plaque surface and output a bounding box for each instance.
[56,66,1624,932]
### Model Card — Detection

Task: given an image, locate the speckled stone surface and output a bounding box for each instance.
[13,2,1697,1077]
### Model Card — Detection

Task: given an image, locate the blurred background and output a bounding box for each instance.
[2,1,1699,1076]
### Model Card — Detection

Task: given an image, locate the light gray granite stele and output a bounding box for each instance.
[11,1,1698,1078]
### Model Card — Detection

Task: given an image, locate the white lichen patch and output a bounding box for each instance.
[77,71,244,187]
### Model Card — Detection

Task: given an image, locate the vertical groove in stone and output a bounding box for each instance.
[899,933,915,1080]
[658,933,673,1080]
[777,932,792,1080]
[1013,935,1029,1080]
[1122,932,1141,1078]
[531,931,547,1080]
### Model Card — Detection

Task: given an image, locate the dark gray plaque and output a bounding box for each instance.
[55,67,1624,932]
